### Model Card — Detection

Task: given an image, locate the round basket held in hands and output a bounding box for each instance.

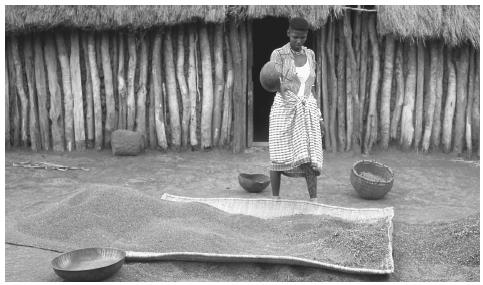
[238,173,270,193]
[259,61,281,93]
[350,160,394,200]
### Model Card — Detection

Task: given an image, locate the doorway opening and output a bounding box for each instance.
[251,17,314,142]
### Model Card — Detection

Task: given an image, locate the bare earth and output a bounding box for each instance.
[4,146,480,281]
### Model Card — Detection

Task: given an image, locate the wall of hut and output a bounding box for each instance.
[5,12,480,156]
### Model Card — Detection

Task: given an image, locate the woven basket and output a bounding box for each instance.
[350,160,394,200]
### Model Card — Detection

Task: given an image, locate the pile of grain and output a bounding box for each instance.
[394,213,480,267]
[359,171,389,183]
[10,185,392,271]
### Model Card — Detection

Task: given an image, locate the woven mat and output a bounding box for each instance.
[161,194,394,274]
[6,186,394,275]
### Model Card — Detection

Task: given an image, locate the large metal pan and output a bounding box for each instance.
[51,248,125,281]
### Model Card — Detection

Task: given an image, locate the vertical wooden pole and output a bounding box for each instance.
[152,31,168,150]
[465,47,475,158]
[327,21,338,152]
[11,36,30,147]
[442,47,457,153]
[70,30,86,150]
[212,24,224,147]
[319,25,331,152]
[176,25,191,149]
[87,32,103,150]
[187,25,199,148]
[126,33,137,131]
[363,14,380,154]
[353,11,362,105]
[379,36,395,150]
[44,33,65,151]
[400,43,417,150]
[343,13,353,152]
[414,42,425,150]
[82,32,95,148]
[7,39,21,147]
[101,32,116,147]
[431,44,444,149]
[164,27,182,150]
[229,20,244,153]
[247,21,254,148]
[336,21,346,151]
[345,45,353,152]
[117,33,127,130]
[111,32,119,130]
[358,15,369,146]
[56,32,75,151]
[23,34,41,151]
[199,24,214,149]
[471,52,479,154]
[5,55,10,148]
[162,81,168,141]
[422,42,438,152]
[220,33,234,146]
[453,46,469,154]
[33,34,50,150]
[148,77,156,148]
[135,33,148,141]
[240,22,248,148]
[344,12,361,154]
[390,41,404,141]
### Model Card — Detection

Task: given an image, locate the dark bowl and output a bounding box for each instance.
[51,248,125,281]
[238,173,270,193]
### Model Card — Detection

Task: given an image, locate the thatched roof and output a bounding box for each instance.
[5,5,227,32]
[377,5,479,47]
[5,5,343,32]
[244,5,344,29]
[5,5,480,47]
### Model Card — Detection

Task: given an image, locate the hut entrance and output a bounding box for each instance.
[252,17,314,143]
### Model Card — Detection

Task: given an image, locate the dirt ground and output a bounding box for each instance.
[4,146,480,281]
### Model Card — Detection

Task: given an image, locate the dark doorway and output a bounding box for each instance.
[252,17,314,142]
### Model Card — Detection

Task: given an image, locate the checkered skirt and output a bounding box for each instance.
[269,93,324,177]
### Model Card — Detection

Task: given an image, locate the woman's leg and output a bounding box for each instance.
[301,164,317,200]
[270,171,282,198]
[305,174,317,199]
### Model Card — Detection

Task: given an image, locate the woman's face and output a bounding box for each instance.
[287,29,308,51]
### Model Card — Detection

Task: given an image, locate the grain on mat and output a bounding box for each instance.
[12,185,392,271]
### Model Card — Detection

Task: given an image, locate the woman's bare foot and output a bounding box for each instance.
[310,197,318,203]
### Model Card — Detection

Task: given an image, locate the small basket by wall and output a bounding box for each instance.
[350,160,394,200]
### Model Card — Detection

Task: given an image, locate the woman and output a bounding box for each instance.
[269,17,324,202]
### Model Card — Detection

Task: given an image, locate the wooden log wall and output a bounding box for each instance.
[5,21,251,153]
[312,12,480,157]
[5,14,481,156]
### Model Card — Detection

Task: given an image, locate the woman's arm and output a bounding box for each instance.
[270,50,283,94]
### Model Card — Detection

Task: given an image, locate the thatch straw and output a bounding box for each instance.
[6,5,227,33]
[245,5,343,29]
[376,6,443,42]
[6,5,479,47]
[376,5,479,47]
[441,5,479,47]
